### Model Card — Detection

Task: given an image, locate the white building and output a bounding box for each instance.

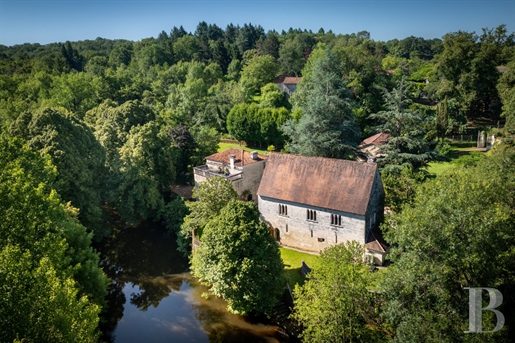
[193,148,267,202]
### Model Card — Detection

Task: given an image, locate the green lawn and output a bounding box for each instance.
[280,247,319,288]
[428,150,484,176]
[217,142,268,155]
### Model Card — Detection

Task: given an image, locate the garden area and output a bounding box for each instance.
[428,143,486,176]
[280,247,320,288]
[218,141,268,155]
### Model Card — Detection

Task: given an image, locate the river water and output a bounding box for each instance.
[97,224,289,343]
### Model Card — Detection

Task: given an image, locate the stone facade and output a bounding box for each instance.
[258,169,383,254]
[257,153,385,260]
[259,196,367,253]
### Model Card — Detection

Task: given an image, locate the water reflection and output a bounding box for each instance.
[98,224,290,343]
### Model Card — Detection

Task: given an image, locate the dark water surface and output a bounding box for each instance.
[97,224,287,343]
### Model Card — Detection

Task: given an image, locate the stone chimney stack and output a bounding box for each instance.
[230,154,236,170]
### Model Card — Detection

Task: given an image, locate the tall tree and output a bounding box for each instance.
[369,77,436,173]
[9,108,108,238]
[282,47,361,158]
[239,54,279,96]
[191,199,285,315]
[380,144,515,342]
[177,176,237,254]
[292,241,381,343]
[116,121,176,226]
[0,137,106,342]
[497,59,515,133]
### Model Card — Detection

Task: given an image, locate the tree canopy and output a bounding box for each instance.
[0,137,107,342]
[292,241,381,343]
[379,144,515,342]
[369,77,436,173]
[191,199,285,315]
[282,47,361,158]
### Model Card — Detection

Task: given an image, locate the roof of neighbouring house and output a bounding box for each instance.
[273,76,302,85]
[257,153,378,215]
[359,132,390,147]
[205,148,267,167]
[496,66,508,73]
[365,228,389,253]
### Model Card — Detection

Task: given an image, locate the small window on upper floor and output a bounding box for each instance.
[331,214,342,226]
[279,204,288,216]
[368,213,377,229]
[307,209,317,221]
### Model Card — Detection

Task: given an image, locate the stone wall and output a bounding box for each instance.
[365,169,384,232]
[258,196,366,253]
[239,160,266,202]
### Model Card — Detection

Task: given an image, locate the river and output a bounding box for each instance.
[97,223,291,343]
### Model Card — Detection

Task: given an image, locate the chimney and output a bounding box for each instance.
[250,151,258,160]
[230,154,235,170]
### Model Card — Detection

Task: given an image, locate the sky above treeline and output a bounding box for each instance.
[1,0,514,46]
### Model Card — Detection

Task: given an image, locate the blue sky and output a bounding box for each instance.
[1,0,514,46]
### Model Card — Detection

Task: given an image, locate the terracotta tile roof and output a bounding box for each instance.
[359,132,390,147]
[496,66,508,73]
[205,148,267,166]
[365,228,389,253]
[273,76,302,85]
[257,153,378,215]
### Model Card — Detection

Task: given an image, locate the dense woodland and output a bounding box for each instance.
[1,22,515,342]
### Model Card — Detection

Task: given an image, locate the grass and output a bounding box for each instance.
[280,247,320,289]
[427,150,484,176]
[217,142,268,155]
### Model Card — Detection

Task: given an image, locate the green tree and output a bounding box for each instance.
[116,121,176,226]
[108,41,133,68]
[226,103,260,143]
[45,72,102,119]
[282,48,361,158]
[239,54,279,96]
[292,241,380,343]
[177,176,237,254]
[497,59,515,133]
[380,144,515,342]
[0,137,106,342]
[369,77,436,173]
[191,199,285,315]
[189,125,220,168]
[431,26,513,120]
[0,246,100,343]
[259,83,290,109]
[9,108,108,238]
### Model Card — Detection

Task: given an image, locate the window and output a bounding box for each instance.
[307,209,317,221]
[278,204,288,216]
[368,213,376,229]
[318,237,325,242]
[285,224,288,233]
[335,232,338,243]
[331,214,342,226]
[310,230,313,237]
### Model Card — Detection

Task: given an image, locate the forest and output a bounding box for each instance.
[1,21,515,342]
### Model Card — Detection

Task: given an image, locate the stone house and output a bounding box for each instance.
[257,153,387,265]
[193,148,267,202]
[358,132,390,162]
[273,76,302,97]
